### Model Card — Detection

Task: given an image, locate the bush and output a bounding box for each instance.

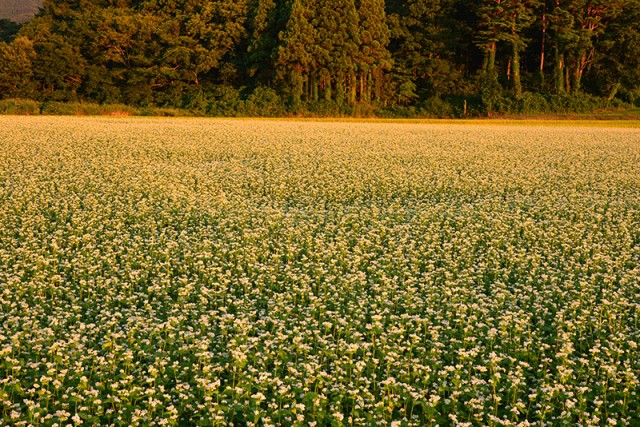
[305,100,342,117]
[138,107,192,117]
[545,93,607,114]
[41,102,79,115]
[377,105,418,118]
[42,101,138,116]
[185,93,209,116]
[96,103,138,116]
[518,92,549,114]
[244,86,285,117]
[0,98,41,115]
[479,70,503,116]
[620,87,640,107]
[418,97,455,118]
[348,102,378,118]
[206,85,245,117]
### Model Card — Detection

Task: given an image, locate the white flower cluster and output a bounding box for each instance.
[0,117,639,426]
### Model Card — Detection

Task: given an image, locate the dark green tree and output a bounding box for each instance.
[587,0,640,103]
[311,0,360,105]
[150,0,249,105]
[246,0,281,84]
[387,0,469,103]
[357,0,391,103]
[276,0,315,109]
[0,19,21,42]
[17,15,87,100]
[501,0,540,98]
[0,36,36,98]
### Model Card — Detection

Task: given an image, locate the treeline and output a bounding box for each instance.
[1,0,639,117]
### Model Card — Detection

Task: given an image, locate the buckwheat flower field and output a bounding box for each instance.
[1,117,639,427]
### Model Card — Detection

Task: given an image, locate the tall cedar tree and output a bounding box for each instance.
[357,0,391,103]
[277,0,315,108]
[311,0,360,104]
[388,0,468,101]
[246,0,280,84]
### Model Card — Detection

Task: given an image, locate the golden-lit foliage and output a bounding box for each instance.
[1,117,639,426]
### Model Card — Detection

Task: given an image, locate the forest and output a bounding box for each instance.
[0,0,639,117]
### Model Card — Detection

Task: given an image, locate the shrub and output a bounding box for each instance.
[418,97,455,118]
[138,107,192,117]
[621,87,640,107]
[377,105,417,118]
[97,103,138,116]
[0,98,41,115]
[479,70,503,116]
[206,85,245,117]
[348,102,377,118]
[41,101,139,116]
[244,86,285,117]
[546,93,607,114]
[185,94,209,116]
[306,100,342,117]
[518,92,549,114]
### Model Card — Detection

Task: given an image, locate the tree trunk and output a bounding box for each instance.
[485,41,497,73]
[573,50,589,93]
[540,2,547,87]
[554,45,565,94]
[311,74,318,102]
[512,45,522,99]
[349,73,357,105]
[607,82,620,104]
[302,74,308,102]
[324,76,332,102]
[375,69,384,101]
[292,70,303,108]
[335,72,345,106]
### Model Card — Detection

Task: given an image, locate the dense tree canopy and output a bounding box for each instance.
[0,0,638,116]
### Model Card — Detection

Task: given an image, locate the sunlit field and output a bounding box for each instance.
[1,117,639,427]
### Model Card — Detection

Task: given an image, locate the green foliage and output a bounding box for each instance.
[0,36,36,98]
[418,96,456,118]
[0,18,20,42]
[153,0,249,91]
[0,98,40,114]
[306,99,342,116]
[206,84,245,116]
[480,69,503,116]
[388,0,466,99]
[623,88,640,107]
[0,0,638,116]
[139,106,193,117]
[41,101,138,115]
[246,0,280,83]
[517,92,549,114]
[244,86,284,116]
[545,93,609,114]
[276,0,315,108]
[377,104,417,118]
